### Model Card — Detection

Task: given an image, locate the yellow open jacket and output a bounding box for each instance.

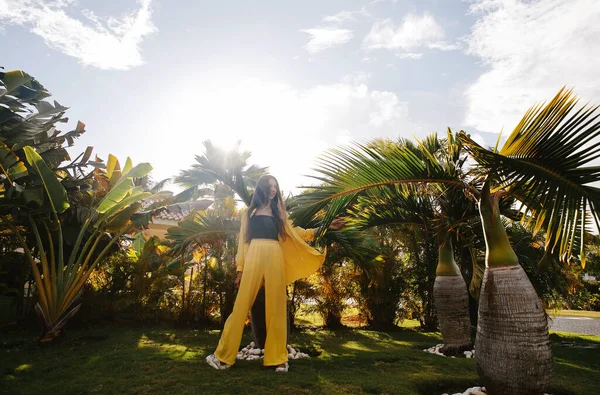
[235,210,326,285]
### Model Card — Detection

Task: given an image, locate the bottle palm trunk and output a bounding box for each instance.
[433,238,473,356]
[476,185,552,394]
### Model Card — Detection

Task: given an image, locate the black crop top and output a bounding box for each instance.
[250,215,279,240]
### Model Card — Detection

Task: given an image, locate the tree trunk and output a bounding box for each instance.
[324,310,343,329]
[476,265,552,395]
[434,238,473,356]
[434,276,472,356]
[476,184,552,394]
[36,301,81,343]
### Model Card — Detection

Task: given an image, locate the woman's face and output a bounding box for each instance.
[268,178,278,201]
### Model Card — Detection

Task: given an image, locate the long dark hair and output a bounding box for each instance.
[246,175,287,242]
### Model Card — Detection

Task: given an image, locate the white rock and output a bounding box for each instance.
[289,347,296,355]
[472,387,481,392]
[288,353,294,358]
[250,342,255,348]
[251,349,262,355]
[261,349,265,354]
[287,345,292,351]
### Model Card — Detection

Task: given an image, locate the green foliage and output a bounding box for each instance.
[460,88,600,264]
[5,151,154,341]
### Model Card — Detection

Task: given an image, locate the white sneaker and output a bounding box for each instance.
[275,362,289,372]
[206,354,230,370]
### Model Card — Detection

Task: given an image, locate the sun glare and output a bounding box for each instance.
[154,76,331,192]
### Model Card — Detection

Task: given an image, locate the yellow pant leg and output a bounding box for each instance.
[214,253,264,365]
[262,246,288,366]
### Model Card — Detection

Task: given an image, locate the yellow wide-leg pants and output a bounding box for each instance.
[214,239,288,366]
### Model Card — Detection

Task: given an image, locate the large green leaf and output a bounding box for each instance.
[105,203,142,232]
[0,141,28,182]
[98,187,151,220]
[0,70,33,98]
[23,146,69,214]
[95,163,153,214]
[120,162,153,180]
[95,178,134,214]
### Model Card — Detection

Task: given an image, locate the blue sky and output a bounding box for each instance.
[2,0,600,193]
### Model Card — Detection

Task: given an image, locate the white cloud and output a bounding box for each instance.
[301,27,354,54]
[396,52,423,60]
[302,7,370,54]
[465,0,600,134]
[342,71,372,85]
[322,10,357,24]
[145,78,416,192]
[322,8,370,24]
[0,0,156,70]
[363,13,456,53]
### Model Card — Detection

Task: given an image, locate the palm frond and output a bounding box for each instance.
[294,141,470,230]
[348,184,433,229]
[175,140,267,206]
[165,211,240,253]
[460,88,600,262]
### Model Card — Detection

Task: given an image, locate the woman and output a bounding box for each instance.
[206,175,343,372]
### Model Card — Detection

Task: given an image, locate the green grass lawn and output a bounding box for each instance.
[1,326,599,395]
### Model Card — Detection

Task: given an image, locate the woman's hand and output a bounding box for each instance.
[328,218,345,230]
[235,271,243,288]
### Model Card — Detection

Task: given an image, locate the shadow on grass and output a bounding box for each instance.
[1,326,599,395]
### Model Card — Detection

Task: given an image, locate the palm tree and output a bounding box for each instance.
[341,134,479,352]
[293,89,600,394]
[175,140,267,206]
